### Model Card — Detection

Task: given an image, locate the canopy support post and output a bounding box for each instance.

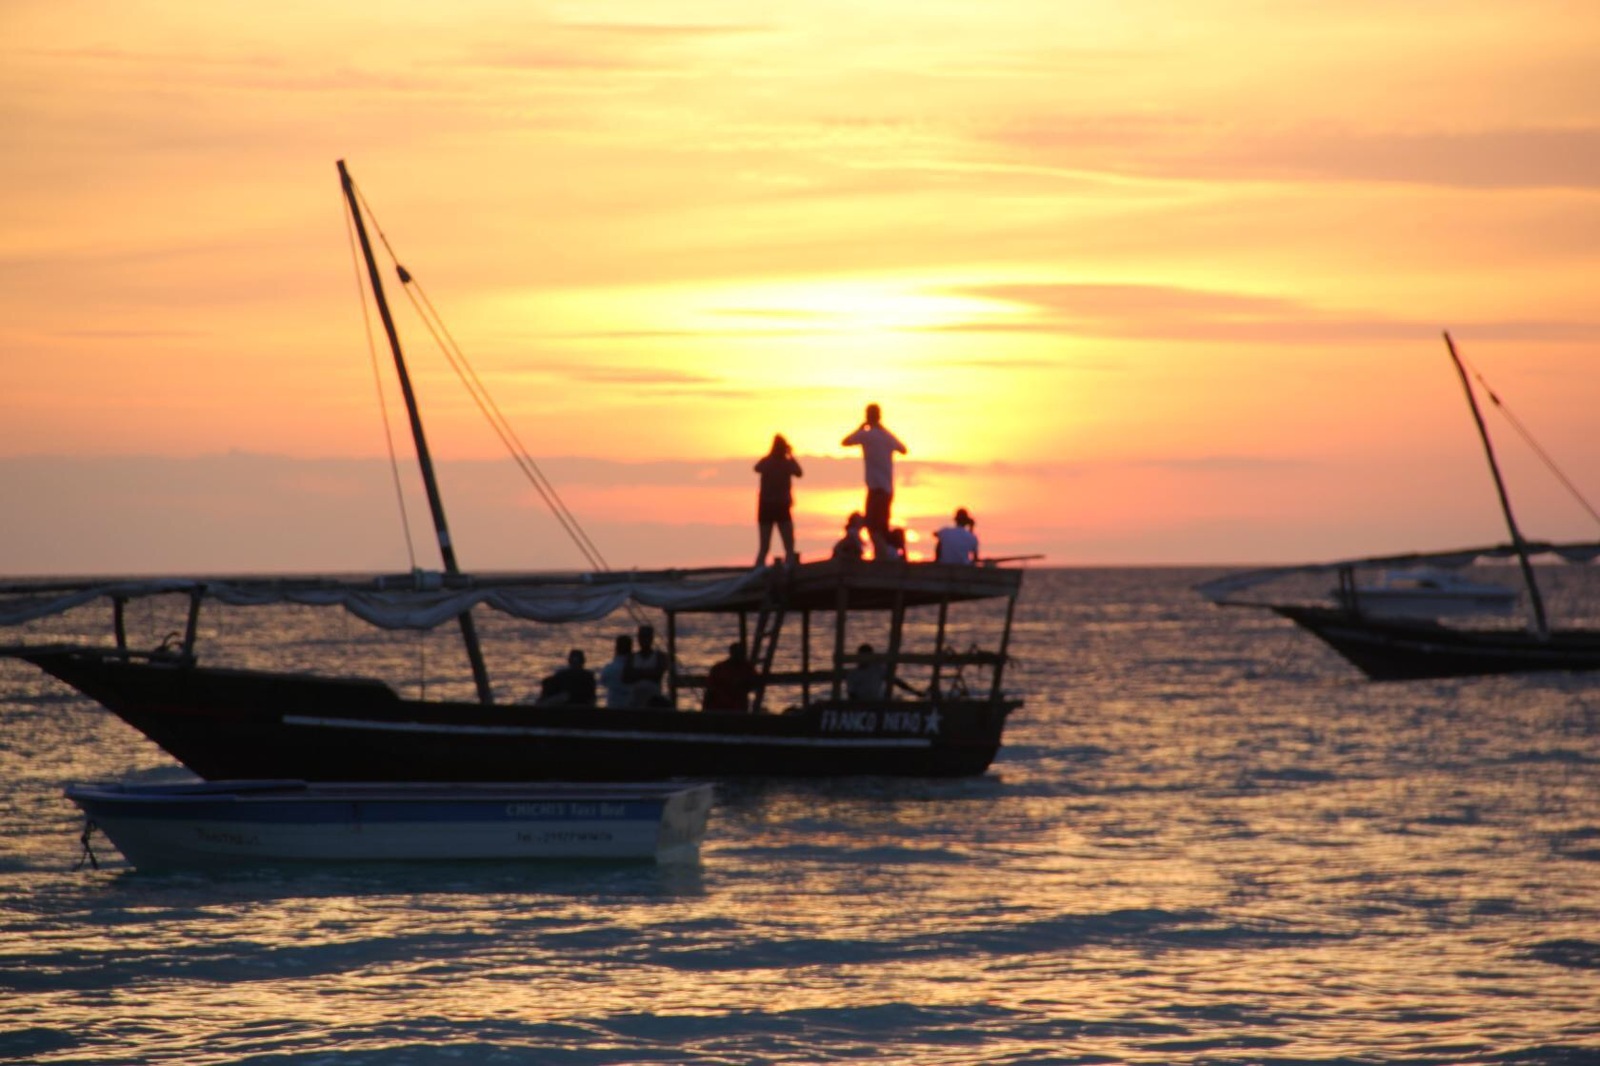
[989,592,1017,703]
[112,597,127,653]
[801,610,811,707]
[831,577,849,702]
[182,588,204,658]
[666,611,679,708]
[931,599,949,700]
[885,589,906,697]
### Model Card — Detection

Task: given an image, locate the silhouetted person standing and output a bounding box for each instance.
[841,403,907,561]
[754,433,803,567]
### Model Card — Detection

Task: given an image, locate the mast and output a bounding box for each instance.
[1443,330,1549,637]
[339,160,495,702]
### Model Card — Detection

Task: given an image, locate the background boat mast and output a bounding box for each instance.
[338,160,494,702]
[1443,330,1549,638]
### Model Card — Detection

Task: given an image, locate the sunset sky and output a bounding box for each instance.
[3,1,1599,575]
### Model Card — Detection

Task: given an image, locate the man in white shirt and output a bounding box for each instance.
[934,508,979,565]
[841,403,907,561]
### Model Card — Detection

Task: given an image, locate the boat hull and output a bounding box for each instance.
[25,650,1014,781]
[1275,606,1600,680]
[65,780,712,867]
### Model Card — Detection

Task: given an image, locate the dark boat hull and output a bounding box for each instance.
[1274,606,1600,681]
[23,650,1013,780]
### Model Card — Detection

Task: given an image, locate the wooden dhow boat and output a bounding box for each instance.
[2,162,1029,779]
[5,559,1024,780]
[1200,333,1600,681]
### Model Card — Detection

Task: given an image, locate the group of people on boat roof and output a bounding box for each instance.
[529,402,980,713]
[756,403,980,568]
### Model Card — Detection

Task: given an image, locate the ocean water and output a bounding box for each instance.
[2,566,1598,1065]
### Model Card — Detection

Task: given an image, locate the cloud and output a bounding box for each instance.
[932,282,1600,345]
[529,362,721,387]
[467,20,772,73]
[988,118,1600,191]
[1215,126,1600,192]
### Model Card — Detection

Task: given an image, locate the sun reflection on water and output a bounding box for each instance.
[2,568,1598,1062]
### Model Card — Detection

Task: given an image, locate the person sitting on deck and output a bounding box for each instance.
[844,643,921,702]
[598,634,633,708]
[536,648,596,706]
[754,433,804,568]
[882,527,908,562]
[703,642,759,713]
[934,508,979,565]
[832,512,867,561]
[625,624,671,707]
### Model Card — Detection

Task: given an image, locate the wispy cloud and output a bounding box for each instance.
[933,282,1600,344]
[530,362,720,387]
[467,19,772,73]
[987,118,1600,191]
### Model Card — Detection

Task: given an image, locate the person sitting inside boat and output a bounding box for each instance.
[598,633,633,708]
[536,648,596,706]
[703,642,759,713]
[832,512,866,561]
[934,508,979,565]
[882,527,908,562]
[625,624,672,708]
[845,643,921,702]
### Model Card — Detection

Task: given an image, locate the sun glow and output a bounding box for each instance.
[475,275,1043,463]
[4,0,1597,573]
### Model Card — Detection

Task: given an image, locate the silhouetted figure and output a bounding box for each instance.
[537,648,596,706]
[704,642,759,712]
[754,433,803,567]
[832,512,867,561]
[935,508,979,565]
[845,643,921,702]
[841,403,907,561]
[624,624,670,707]
[598,634,633,708]
[845,643,887,702]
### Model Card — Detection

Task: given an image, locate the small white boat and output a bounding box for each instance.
[66,780,714,869]
[1347,567,1518,619]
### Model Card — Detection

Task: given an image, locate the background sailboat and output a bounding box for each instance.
[1200,332,1600,681]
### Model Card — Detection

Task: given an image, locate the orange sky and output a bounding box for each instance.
[3,1,1599,574]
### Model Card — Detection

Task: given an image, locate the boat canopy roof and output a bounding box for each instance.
[0,558,1024,631]
[1197,539,1600,606]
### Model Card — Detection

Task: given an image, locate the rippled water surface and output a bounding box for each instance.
[3,567,1599,1064]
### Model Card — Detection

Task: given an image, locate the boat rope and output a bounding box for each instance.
[343,197,420,571]
[398,278,614,574]
[346,178,649,626]
[1461,353,1600,530]
[74,818,100,871]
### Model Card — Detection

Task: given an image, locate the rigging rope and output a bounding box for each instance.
[1461,353,1600,530]
[344,177,641,620]
[344,198,419,571]
[397,278,614,573]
